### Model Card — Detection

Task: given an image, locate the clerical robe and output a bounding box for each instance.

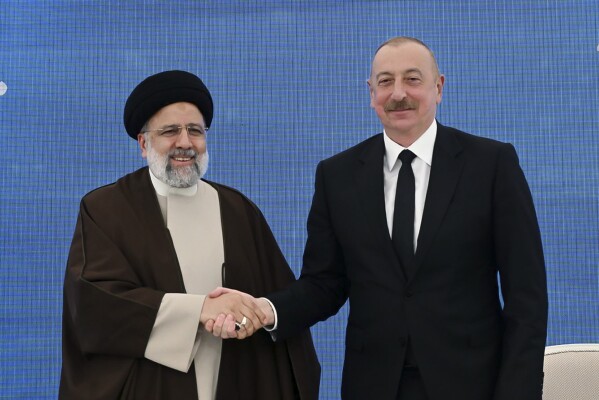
[59,167,320,399]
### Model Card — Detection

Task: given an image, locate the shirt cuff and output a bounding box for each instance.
[260,297,278,332]
[144,293,205,372]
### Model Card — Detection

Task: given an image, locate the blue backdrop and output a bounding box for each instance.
[1,1,598,398]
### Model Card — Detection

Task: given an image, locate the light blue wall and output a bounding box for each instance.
[1,1,597,398]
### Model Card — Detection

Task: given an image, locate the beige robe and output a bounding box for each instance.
[144,171,222,399]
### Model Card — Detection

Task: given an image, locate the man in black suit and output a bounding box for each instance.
[208,36,548,400]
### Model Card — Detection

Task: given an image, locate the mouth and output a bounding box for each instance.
[386,108,413,114]
[169,155,196,166]
[171,156,194,162]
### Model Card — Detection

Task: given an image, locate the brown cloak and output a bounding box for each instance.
[59,167,320,400]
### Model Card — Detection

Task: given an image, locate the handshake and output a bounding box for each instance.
[199,287,276,340]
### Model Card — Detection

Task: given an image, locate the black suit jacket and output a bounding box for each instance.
[268,123,548,400]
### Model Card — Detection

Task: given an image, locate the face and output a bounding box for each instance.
[137,102,209,188]
[368,42,444,143]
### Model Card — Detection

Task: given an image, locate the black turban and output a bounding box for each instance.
[123,70,214,139]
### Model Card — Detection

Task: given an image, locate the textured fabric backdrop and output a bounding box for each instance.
[1,1,597,398]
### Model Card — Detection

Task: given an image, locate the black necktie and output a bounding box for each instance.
[392,150,417,276]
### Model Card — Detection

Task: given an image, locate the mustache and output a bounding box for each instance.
[168,149,197,158]
[384,99,417,112]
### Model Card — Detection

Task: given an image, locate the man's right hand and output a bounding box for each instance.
[202,287,275,339]
[200,291,266,339]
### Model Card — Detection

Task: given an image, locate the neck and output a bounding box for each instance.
[385,118,436,148]
[386,130,423,148]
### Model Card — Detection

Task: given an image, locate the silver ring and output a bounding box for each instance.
[235,316,248,331]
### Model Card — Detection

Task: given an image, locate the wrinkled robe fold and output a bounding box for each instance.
[60,167,320,400]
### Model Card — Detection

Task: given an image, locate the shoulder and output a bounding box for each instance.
[322,133,383,165]
[81,168,148,208]
[437,124,522,174]
[203,179,264,218]
[439,123,514,154]
[203,179,254,204]
[311,133,385,181]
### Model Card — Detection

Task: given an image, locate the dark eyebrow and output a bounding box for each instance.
[159,123,203,129]
[375,68,423,81]
[158,124,180,129]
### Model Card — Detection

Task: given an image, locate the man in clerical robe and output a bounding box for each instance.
[59,70,320,400]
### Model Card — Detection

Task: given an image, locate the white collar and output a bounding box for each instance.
[383,119,437,171]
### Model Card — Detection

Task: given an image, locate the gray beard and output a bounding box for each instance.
[146,142,209,188]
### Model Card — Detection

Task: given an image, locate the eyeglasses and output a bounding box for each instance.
[142,124,208,138]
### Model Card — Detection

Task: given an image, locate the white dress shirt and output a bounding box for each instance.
[383,120,437,250]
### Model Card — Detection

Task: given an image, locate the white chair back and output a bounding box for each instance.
[543,343,599,400]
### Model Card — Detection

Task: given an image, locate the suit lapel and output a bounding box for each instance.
[411,125,464,281]
[354,134,407,280]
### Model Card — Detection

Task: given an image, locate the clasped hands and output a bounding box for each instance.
[200,287,274,339]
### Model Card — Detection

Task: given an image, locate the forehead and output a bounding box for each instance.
[371,42,436,77]
[149,102,205,125]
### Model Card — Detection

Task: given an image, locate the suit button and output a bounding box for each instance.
[399,337,407,347]
[406,291,413,298]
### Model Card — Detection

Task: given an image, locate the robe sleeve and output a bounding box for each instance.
[144,293,205,372]
[64,201,170,358]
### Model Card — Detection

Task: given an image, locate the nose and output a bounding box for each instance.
[391,81,407,100]
[175,128,192,148]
